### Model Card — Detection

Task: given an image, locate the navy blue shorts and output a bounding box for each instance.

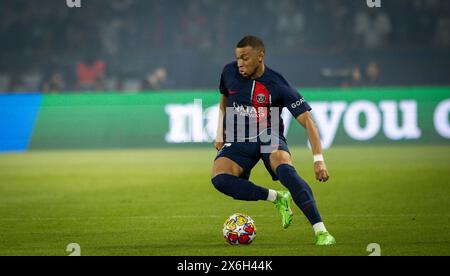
[215,136,291,181]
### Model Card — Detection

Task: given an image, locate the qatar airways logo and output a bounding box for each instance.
[233,102,267,118]
[226,106,281,153]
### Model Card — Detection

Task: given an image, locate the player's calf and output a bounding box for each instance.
[275,164,336,244]
[276,164,322,225]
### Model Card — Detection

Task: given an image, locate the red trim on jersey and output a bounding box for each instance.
[252,82,270,126]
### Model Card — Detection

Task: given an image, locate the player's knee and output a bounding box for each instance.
[213,157,244,178]
[270,151,292,171]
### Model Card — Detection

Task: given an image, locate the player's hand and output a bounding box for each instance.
[214,141,224,151]
[314,161,330,182]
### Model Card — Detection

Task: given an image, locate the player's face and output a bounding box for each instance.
[235,46,264,78]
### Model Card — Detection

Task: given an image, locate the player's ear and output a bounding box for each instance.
[258,50,264,62]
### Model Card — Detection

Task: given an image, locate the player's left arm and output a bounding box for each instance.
[296,112,330,182]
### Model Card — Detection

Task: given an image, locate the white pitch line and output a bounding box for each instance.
[0,214,449,222]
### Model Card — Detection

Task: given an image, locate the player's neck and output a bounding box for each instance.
[250,63,265,80]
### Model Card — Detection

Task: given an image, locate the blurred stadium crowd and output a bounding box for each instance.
[0,0,449,92]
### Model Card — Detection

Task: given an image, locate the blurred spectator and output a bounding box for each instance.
[6,75,22,92]
[354,8,392,50]
[275,0,306,50]
[0,74,11,93]
[329,0,353,50]
[435,16,450,47]
[341,68,363,88]
[340,62,381,87]
[0,0,450,91]
[99,18,122,57]
[142,67,168,91]
[178,1,212,52]
[76,56,107,91]
[307,1,335,48]
[365,62,381,86]
[41,72,66,93]
[212,2,232,52]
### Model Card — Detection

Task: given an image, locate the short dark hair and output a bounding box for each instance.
[236,36,265,52]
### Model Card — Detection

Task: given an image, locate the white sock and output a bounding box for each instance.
[313,222,328,235]
[267,189,277,202]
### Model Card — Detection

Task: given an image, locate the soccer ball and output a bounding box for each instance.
[223,213,256,245]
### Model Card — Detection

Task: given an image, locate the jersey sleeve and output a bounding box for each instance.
[279,85,312,118]
[219,73,228,96]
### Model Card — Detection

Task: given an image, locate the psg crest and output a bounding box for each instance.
[256,94,266,104]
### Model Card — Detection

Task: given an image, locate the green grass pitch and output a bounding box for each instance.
[0,146,449,256]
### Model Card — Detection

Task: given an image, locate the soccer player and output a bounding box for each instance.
[211,36,336,246]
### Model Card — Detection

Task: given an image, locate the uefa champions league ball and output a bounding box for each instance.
[223,213,256,245]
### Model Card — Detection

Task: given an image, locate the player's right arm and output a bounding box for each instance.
[296,112,330,182]
[279,82,329,182]
[215,95,227,150]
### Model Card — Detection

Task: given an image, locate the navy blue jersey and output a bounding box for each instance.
[219,61,311,141]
